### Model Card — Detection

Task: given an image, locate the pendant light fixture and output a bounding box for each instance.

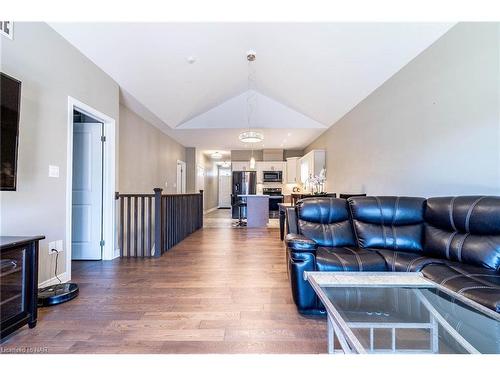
[239,130,264,143]
[249,150,256,169]
[239,50,263,144]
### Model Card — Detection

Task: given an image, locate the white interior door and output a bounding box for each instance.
[176,160,186,193]
[218,175,232,208]
[72,122,103,260]
[196,165,205,192]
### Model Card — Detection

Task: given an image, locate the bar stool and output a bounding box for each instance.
[233,200,247,227]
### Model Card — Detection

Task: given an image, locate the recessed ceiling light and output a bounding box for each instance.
[287,132,292,137]
[186,56,196,64]
[211,152,222,159]
[246,50,256,61]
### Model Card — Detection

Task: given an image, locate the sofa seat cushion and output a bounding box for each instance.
[375,249,449,272]
[422,263,500,312]
[316,247,387,272]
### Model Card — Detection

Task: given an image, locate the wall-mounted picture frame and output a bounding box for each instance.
[0,21,14,39]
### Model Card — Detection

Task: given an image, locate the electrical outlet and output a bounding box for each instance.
[48,241,56,254]
[48,240,63,254]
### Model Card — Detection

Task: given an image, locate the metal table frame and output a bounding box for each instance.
[304,271,500,354]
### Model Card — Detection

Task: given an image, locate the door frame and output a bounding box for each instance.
[66,96,116,280]
[176,160,186,193]
[218,169,232,208]
[196,164,205,192]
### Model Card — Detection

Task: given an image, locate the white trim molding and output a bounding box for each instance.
[38,272,70,288]
[203,207,218,215]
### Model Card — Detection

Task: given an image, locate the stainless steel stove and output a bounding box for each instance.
[263,187,284,216]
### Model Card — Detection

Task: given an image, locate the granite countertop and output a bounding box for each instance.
[305,271,433,287]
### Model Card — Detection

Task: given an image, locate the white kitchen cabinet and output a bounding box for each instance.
[255,161,285,183]
[272,162,285,171]
[299,150,326,185]
[286,157,301,184]
[258,161,284,171]
[231,161,251,171]
[300,157,310,184]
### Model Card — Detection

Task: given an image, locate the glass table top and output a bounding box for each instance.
[306,272,500,354]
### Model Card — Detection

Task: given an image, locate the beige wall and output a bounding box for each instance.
[230,149,303,161]
[192,150,218,211]
[202,154,219,211]
[0,22,120,283]
[185,147,197,193]
[119,105,186,194]
[231,149,264,162]
[284,149,304,159]
[306,23,500,197]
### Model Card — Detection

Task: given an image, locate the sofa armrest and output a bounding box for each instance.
[285,233,318,252]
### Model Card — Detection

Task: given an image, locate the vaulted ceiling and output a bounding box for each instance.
[50,22,454,149]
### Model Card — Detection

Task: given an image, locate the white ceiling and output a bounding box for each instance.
[178,90,326,130]
[50,22,454,150]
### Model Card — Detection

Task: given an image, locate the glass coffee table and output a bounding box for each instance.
[304,272,500,354]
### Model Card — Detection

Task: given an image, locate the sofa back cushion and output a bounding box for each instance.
[297,198,356,247]
[348,196,425,252]
[424,196,500,271]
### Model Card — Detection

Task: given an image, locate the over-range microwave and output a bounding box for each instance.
[263,171,282,182]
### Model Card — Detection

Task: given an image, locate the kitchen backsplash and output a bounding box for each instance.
[257,181,303,195]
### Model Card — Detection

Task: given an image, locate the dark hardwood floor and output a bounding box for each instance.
[1,227,327,354]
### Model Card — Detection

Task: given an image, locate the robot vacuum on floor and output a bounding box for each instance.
[38,283,79,307]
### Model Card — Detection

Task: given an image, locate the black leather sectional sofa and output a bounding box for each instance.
[285,196,500,314]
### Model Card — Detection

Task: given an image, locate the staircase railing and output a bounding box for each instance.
[115,189,203,257]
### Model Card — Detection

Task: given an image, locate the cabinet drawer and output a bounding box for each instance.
[0,247,26,322]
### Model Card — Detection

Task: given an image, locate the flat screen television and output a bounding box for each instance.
[1,72,21,190]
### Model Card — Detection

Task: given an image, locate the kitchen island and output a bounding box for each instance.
[237,194,269,227]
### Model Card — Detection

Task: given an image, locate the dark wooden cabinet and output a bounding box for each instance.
[1,236,44,341]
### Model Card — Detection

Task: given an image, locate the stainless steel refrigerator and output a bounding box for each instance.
[231,171,256,219]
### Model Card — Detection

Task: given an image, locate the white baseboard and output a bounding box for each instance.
[102,248,121,260]
[38,272,69,288]
[203,207,218,214]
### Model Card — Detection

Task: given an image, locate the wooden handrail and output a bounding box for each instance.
[115,188,203,258]
[162,193,203,197]
[115,193,155,198]
[115,192,202,198]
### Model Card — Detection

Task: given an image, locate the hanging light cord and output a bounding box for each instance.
[246,58,257,131]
